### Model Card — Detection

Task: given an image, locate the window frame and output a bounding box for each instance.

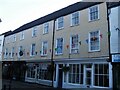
[41,41,48,56]
[89,5,99,21]
[55,38,64,55]
[56,17,64,30]
[32,27,37,37]
[70,34,79,54]
[71,11,80,26]
[13,34,16,42]
[20,31,24,40]
[88,30,100,52]
[4,48,8,58]
[11,47,14,58]
[30,43,36,56]
[43,22,49,34]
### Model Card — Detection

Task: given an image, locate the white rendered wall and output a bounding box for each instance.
[0,35,4,60]
[109,7,119,54]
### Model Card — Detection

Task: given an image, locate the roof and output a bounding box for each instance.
[5,2,102,36]
[107,2,120,9]
[4,2,120,37]
[1,30,12,37]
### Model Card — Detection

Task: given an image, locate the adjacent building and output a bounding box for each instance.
[2,2,119,89]
[109,3,120,90]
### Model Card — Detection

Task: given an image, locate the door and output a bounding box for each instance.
[58,64,63,88]
[86,69,92,86]
[85,64,92,87]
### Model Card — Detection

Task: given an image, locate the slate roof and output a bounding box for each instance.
[4,2,120,36]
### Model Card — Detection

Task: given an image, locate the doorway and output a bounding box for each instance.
[58,64,63,88]
[85,64,92,87]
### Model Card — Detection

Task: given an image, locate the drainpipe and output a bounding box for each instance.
[106,2,114,89]
[51,19,56,87]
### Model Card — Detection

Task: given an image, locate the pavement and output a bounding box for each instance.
[2,79,113,90]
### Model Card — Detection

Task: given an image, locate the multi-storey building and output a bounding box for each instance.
[109,3,120,90]
[2,2,117,89]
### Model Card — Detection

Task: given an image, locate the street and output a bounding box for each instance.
[2,79,112,90]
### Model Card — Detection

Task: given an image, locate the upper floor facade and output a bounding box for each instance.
[2,2,110,61]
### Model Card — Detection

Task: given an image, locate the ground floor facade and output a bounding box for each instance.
[25,57,113,89]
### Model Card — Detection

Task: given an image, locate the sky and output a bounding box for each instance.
[0,0,81,34]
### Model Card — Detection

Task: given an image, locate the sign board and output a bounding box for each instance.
[112,54,120,62]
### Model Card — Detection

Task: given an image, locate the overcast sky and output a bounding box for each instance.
[0,0,81,34]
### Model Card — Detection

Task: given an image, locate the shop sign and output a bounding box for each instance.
[112,54,120,62]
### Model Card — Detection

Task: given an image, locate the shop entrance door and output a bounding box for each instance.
[58,64,63,88]
[85,64,92,87]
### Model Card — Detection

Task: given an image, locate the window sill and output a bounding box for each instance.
[43,32,49,35]
[70,23,79,27]
[56,27,64,31]
[88,18,100,23]
[88,50,100,53]
[69,52,79,55]
[55,53,63,56]
[32,36,37,38]
[20,39,24,41]
[41,55,47,57]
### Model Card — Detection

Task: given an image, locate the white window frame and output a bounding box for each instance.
[32,27,37,37]
[20,31,24,40]
[89,30,100,52]
[4,48,8,58]
[41,41,48,56]
[70,34,79,54]
[71,11,80,26]
[55,38,63,55]
[89,5,99,21]
[43,22,49,34]
[30,44,36,56]
[18,46,23,57]
[68,64,84,84]
[13,34,16,42]
[56,17,64,30]
[11,47,14,58]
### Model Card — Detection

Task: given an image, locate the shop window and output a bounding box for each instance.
[69,64,84,84]
[94,64,109,87]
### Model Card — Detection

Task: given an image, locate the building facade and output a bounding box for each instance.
[2,2,113,89]
[109,3,120,90]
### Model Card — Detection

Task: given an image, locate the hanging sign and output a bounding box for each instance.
[112,53,120,62]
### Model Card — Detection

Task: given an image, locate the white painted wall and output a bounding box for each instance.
[0,35,4,61]
[0,35,4,90]
[109,6,120,54]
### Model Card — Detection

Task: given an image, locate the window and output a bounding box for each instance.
[69,64,84,84]
[0,40,1,47]
[4,48,8,58]
[32,27,37,37]
[43,22,49,34]
[18,46,24,57]
[20,31,24,40]
[56,38,63,54]
[70,34,79,54]
[13,34,16,42]
[27,65,36,78]
[71,11,79,26]
[38,64,52,80]
[89,5,99,21]
[30,44,36,56]
[94,64,109,87]
[57,17,64,30]
[41,41,48,56]
[89,31,100,51]
[11,47,14,58]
